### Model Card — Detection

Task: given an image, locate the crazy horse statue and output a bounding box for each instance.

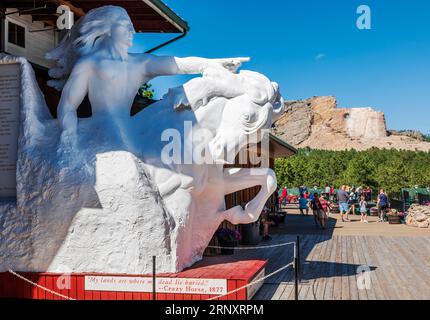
[0,6,284,274]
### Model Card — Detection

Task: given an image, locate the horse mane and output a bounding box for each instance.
[164,69,284,115]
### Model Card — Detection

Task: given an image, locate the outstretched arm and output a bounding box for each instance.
[57,60,90,136]
[143,54,250,77]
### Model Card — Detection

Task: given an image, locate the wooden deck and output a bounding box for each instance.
[251,234,430,300]
[222,206,430,300]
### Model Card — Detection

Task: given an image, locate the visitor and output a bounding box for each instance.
[322,194,332,216]
[337,185,350,222]
[359,195,368,223]
[329,185,335,202]
[274,187,280,212]
[308,191,314,203]
[311,193,325,229]
[299,193,309,215]
[356,186,363,199]
[260,206,274,241]
[281,187,287,207]
[318,194,329,228]
[348,187,357,216]
[363,186,372,201]
[299,185,308,195]
[324,185,330,198]
[377,189,388,222]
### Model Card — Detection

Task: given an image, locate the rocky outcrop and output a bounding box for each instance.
[272,96,430,151]
[389,130,429,141]
[405,204,430,228]
[272,99,313,145]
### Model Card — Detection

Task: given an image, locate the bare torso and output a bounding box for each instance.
[86,53,150,117]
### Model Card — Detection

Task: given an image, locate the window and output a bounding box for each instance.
[8,21,25,48]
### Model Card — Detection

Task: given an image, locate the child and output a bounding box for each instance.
[299,193,309,215]
[359,196,368,223]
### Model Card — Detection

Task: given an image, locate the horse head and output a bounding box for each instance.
[168,68,285,165]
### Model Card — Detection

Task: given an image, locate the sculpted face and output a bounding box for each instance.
[111,18,135,48]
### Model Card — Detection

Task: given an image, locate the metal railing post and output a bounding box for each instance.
[294,237,299,300]
[152,255,156,300]
[297,235,301,282]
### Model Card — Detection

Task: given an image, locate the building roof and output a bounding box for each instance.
[269,133,297,158]
[0,0,189,33]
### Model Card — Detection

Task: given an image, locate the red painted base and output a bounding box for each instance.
[0,259,266,300]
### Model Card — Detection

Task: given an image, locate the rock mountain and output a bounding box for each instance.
[272,96,430,152]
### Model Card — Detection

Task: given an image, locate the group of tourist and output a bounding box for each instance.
[271,184,390,236]
[290,185,390,229]
[298,192,330,229]
[336,185,363,222]
[336,185,388,223]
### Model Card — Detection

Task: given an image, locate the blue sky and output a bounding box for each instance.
[130,0,430,134]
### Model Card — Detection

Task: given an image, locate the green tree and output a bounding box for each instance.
[275,148,430,192]
[138,83,155,99]
[342,153,376,188]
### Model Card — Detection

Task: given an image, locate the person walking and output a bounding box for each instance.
[281,187,287,208]
[377,189,388,222]
[359,195,368,223]
[337,185,350,222]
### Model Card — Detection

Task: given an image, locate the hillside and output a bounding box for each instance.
[272,96,430,152]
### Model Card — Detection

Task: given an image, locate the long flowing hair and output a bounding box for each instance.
[45,6,133,90]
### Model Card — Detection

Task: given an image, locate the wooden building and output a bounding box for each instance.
[213,133,297,248]
[224,133,296,217]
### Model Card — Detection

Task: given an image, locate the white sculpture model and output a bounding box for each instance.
[0,6,284,274]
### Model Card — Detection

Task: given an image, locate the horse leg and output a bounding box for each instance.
[219,167,277,224]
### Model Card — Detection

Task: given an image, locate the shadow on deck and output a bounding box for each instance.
[198,206,378,299]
